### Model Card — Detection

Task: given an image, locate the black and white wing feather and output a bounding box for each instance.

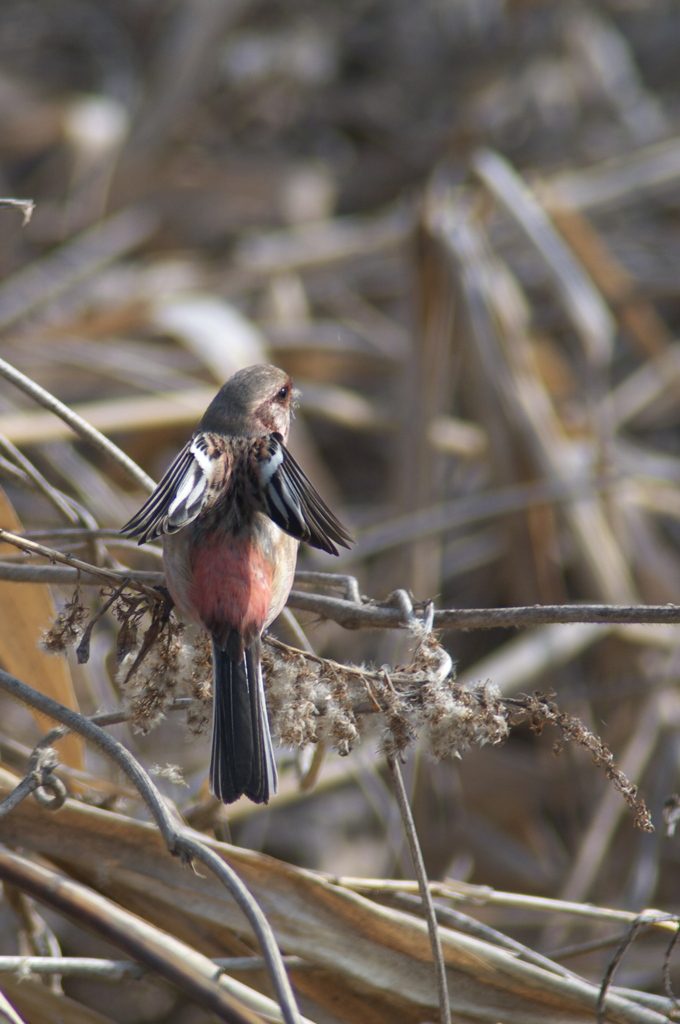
[121,435,217,544]
[255,434,352,555]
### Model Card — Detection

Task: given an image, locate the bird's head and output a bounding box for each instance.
[200,364,298,441]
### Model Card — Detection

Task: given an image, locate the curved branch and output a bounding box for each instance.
[0,848,265,1024]
[0,669,301,1024]
[0,356,155,492]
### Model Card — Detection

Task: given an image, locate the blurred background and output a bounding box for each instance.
[3,0,680,1020]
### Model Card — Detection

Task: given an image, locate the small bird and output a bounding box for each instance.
[122,365,352,804]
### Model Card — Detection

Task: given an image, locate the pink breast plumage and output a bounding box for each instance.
[188,530,274,646]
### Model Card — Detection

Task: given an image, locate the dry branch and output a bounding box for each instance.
[0,669,302,1024]
[2,9,680,1020]
[0,767,667,1024]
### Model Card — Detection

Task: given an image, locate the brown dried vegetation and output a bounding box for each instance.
[1,2,680,1023]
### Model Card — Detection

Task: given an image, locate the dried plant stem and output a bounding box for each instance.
[0,530,159,598]
[0,955,305,980]
[338,876,651,917]
[287,594,680,630]
[0,435,80,523]
[0,849,264,1024]
[596,917,659,1024]
[0,198,34,224]
[0,562,163,585]
[0,356,155,492]
[3,549,680,634]
[0,773,52,819]
[386,755,451,1024]
[0,989,25,1024]
[472,148,615,365]
[0,668,302,1024]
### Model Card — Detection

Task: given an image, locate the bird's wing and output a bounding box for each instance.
[121,435,219,543]
[254,434,353,555]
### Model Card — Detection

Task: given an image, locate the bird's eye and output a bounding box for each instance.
[276,385,290,401]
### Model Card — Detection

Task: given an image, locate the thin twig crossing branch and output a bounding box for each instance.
[386,756,451,1024]
[0,669,301,1024]
[0,356,155,491]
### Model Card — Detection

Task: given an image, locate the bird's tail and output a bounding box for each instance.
[209,639,278,804]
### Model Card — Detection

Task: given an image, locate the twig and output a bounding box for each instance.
[3,551,680,633]
[75,582,128,664]
[287,593,680,630]
[0,198,34,225]
[23,528,133,540]
[597,917,665,1024]
[374,890,580,981]
[0,530,158,597]
[0,356,155,491]
[662,923,680,1009]
[386,756,451,1024]
[0,955,306,980]
[0,989,27,1024]
[0,668,301,1024]
[0,768,65,820]
[0,849,265,1024]
[0,563,163,585]
[335,877,679,929]
[0,436,80,524]
[2,549,680,636]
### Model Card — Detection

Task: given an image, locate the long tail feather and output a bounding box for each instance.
[210,639,277,804]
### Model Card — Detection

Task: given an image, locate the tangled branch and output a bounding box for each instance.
[36,583,654,832]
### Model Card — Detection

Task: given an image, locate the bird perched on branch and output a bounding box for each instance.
[122,365,352,804]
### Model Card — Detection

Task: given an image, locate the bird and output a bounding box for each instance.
[121,364,352,804]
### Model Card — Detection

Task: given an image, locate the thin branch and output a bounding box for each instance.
[3,541,680,633]
[23,528,130,540]
[386,756,451,1024]
[0,669,301,1024]
[0,955,307,980]
[597,917,657,1024]
[0,849,265,1024]
[0,435,80,524]
[375,890,580,980]
[335,877,678,929]
[0,774,45,819]
[662,923,680,1009]
[0,563,163,585]
[0,530,159,598]
[0,989,27,1024]
[0,356,155,491]
[75,582,128,664]
[0,198,34,225]
[287,593,680,630]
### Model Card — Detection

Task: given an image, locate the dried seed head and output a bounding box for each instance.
[40,593,89,655]
[150,763,188,787]
[265,644,323,747]
[117,620,192,733]
[185,632,213,735]
[420,678,508,760]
